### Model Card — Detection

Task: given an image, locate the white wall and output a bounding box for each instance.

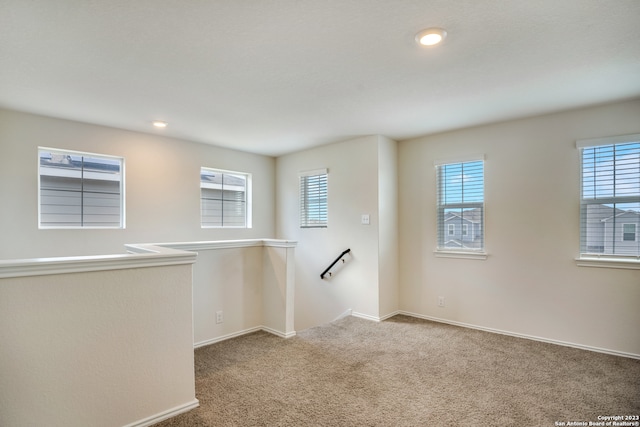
[398,99,640,356]
[0,109,275,259]
[276,135,399,330]
[0,264,196,427]
[262,244,296,336]
[377,136,399,318]
[191,246,263,344]
[182,240,296,347]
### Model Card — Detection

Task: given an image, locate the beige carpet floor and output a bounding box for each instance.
[157,315,640,426]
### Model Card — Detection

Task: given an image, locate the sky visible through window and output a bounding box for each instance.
[39,151,121,174]
[439,161,484,205]
[582,142,640,213]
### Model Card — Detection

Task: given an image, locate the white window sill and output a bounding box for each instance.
[434,250,488,260]
[575,256,640,270]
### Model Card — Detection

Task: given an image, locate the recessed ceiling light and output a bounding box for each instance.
[152,120,168,128]
[415,28,447,46]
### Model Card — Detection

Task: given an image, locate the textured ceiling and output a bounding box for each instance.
[1,0,639,156]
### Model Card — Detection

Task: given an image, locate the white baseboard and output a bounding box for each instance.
[194,327,263,349]
[351,310,400,322]
[333,308,353,322]
[123,399,199,427]
[380,310,401,321]
[397,310,640,360]
[262,325,297,339]
[194,325,296,349]
[352,311,381,322]
[346,309,639,359]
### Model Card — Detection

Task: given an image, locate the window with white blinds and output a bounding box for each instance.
[578,134,640,258]
[201,167,250,228]
[300,169,327,228]
[38,148,124,228]
[436,159,484,252]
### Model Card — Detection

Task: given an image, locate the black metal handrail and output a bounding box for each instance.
[321,248,351,279]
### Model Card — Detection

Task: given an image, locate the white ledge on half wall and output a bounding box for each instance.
[126,239,298,252]
[0,239,297,279]
[0,245,197,279]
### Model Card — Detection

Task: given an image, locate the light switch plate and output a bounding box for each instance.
[361,214,370,225]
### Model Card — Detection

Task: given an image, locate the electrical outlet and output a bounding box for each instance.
[216,310,224,324]
[438,297,445,307]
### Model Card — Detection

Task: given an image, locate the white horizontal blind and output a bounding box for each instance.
[38,149,123,228]
[300,172,327,228]
[579,138,640,257]
[436,160,484,251]
[201,168,248,227]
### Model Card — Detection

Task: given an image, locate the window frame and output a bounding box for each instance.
[576,133,640,269]
[38,147,125,229]
[435,157,486,260]
[200,167,252,229]
[299,168,328,229]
